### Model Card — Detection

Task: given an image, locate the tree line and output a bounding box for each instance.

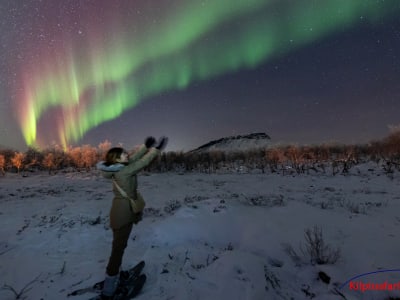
[0,131,399,176]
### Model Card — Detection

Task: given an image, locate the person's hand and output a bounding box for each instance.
[144,136,156,148]
[155,136,168,151]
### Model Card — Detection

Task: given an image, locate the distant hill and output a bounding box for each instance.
[190,133,271,153]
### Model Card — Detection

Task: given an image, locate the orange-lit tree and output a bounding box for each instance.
[11,152,25,173]
[0,154,5,175]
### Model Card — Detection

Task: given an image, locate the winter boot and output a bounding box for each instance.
[101,274,119,299]
[119,270,131,285]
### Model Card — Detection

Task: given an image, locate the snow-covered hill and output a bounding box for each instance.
[190,132,271,153]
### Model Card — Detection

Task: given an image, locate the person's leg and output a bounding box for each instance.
[106,222,134,275]
[103,222,133,297]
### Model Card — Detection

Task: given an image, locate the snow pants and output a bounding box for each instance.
[106,222,133,276]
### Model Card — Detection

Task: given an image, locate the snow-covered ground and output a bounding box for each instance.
[0,163,399,300]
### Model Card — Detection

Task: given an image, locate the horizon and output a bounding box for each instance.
[0,129,397,154]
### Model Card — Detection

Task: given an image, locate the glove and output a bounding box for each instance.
[144,136,156,148]
[155,136,168,151]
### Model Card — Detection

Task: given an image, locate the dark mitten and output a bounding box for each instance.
[155,136,168,151]
[144,136,156,148]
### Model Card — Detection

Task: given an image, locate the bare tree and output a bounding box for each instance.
[331,146,357,175]
[0,154,5,175]
[42,153,56,174]
[266,148,285,173]
[381,129,400,172]
[285,146,303,173]
[24,147,43,171]
[11,152,25,173]
[68,147,83,170]
[81,145,97,171]
[300,146,318,173]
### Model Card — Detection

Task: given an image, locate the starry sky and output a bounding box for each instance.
[0,0,399,152]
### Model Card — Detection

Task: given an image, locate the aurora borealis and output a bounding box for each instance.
[1,0,400,151]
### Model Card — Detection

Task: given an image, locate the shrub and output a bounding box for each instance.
[302,225,341,265]
[283,225,341,266]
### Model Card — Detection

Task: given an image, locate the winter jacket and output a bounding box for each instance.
[97,144,160,229]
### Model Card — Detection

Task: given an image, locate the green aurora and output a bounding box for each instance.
[19,0,399,148]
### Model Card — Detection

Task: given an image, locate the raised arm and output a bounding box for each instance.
[122,147,160,175]
[127,144,148,163]
[128,137,157,162]
[122,136,167,175]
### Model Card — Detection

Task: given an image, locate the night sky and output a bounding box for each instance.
[0,0,399,152]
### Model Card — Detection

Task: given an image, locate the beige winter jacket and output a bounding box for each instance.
[97,144,160,229]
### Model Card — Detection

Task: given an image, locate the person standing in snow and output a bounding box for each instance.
[96,136,168,299]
